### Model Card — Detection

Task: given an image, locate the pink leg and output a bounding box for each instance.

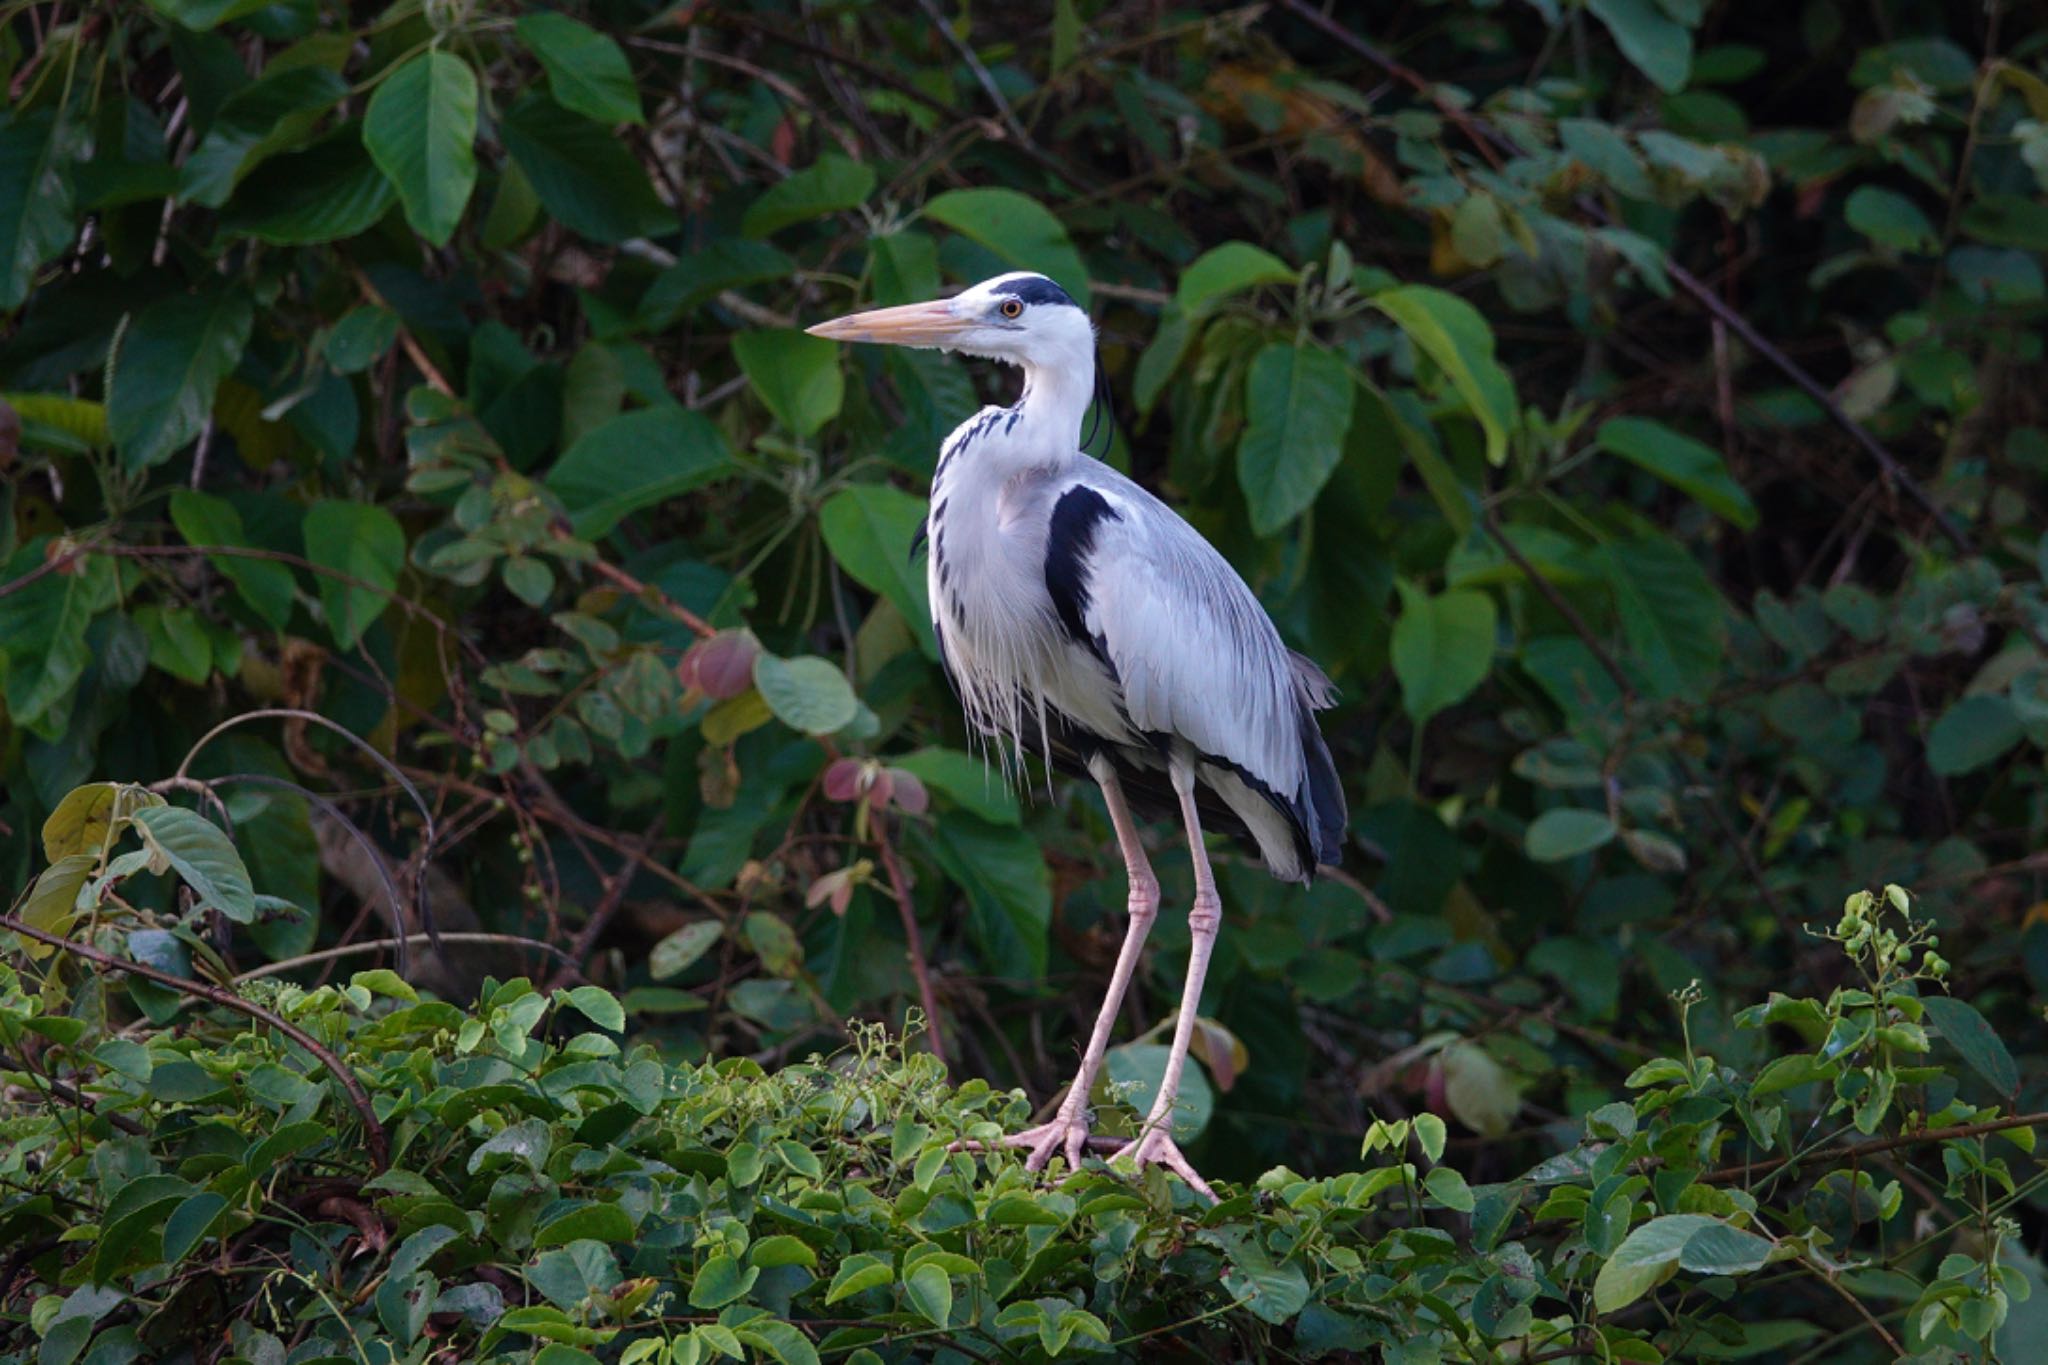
[1107,755,1220,1201]
[1003,759,1159,1174]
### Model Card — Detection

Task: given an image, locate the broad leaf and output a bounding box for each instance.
[545,408,732,539]
[1525,809,1618,861]
[923,188,1090,307]
[1235,342,1355,535]
[1371,284,1517,465]
[169,490,296,628]
[1926,696,2022,776]
[1586,0,1694,93]
[302,499,404,650]
[733,330,843,437]
[752,655,858,734]
[1175,241,1298,317]
[1390,580,1496,727]
[0,544,118,738]
[925,815,1051,980]
[218,123,398,245]
[891,748,1018,824]
[1922,995,2020,1094]
[742,154,875,238]
[0,111,77,308]
[817,483,935,658]
[516,11,642,126]
[500,95,667,244]
[1598,537,1725,700]
[181,65,347,207]
[364,51,478,245]
[1597,416,1758,528]
[109,287,256,472]
[132,805,257,922]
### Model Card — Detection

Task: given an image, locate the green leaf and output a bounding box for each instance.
[218,123,398,245]
[734,330,843,437]
[1525,809,1618,862]
[534,1202,634,1247]
[825,1251,895,1303]
[0,111,76,309]
[1104,1042,1214,1142]
[0,546,117,738]
[302,499,404,650]
[1921,995,2020,1095]
[146,0,276,28]
[1371,284,1517,465]
[327,305,399,374]
[19,855,93,957]
[500,94,667,244]
[109,287,256,472]
[1596,417,1758,528]
[515,11,642,126]
[904,1262,953,1328]
[140,605,214,684]
[1926,696,2022,776]
[1586,0,1694,94]
[364,51,478,246]
[818,483,936,658]
[735,1322,821,1365]
[1679,1221,1774,1275]
[1845,185,1939,253]
[181,65,347,207]
[926,815,1051,980]
[1598,537,1724,700]
[752,654,858,734]
[1210,1231,1312,1325]
[562,985,625,1033]
[923,188,1091,307]
[1175,242,1298,317]
[1235,343,1355,535]
[161,1192,228,1265]
[891,748,1018,824]
[649,921,722,979]
[1422,1165,1476,1212]
[742,154,876,238]
[687,1253,759,1310]
[749,1235,819,1269]
[169,490,296,628]
[1390,580,1496,727]
[1593,1213,1721,1312]
[132,806,257,922]
[545,408,732,539]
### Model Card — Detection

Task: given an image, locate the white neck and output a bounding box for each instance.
[1013,339,1095,460]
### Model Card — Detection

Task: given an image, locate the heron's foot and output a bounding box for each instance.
[1001,1113,1102,1175]
[1106,1126,1217,1203]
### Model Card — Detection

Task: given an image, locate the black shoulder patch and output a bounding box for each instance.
[1044,486,1120,651]
[910,517,929,562]
[991,274,1075,308]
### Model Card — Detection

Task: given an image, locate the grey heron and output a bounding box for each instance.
[808,271,1347,1201]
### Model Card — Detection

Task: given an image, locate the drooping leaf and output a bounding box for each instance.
[302,499,404,650]
[1586,0,1694,93]
[1371,284,1517,465]
[818,483,935,658]
[1390,580,1496,727]
[132,805,257,923]
[742,155,876,238]
[1922,995,2020,1095]
[363,51,478,245]
[1598,537,1725,700]
[181,65,347,207]
[515,11,642,126]
[1175,241,1298,317]
[1926,696,2023,776]
[926,815,1051,980]
[218,123,398,245]
[891,748,1018,824]
[108,287,256,472]
[1235,342,1355,535]
[169,490,296,628]
[923,188,1091,307]
[733,330,843,437]
[0,544,118,738]
[545,408,732,539]
[499,94,668,244]
[0,111,76,309]
[1596,416,1758,528]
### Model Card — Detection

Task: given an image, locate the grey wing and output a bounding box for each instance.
[1047,466,1348,870]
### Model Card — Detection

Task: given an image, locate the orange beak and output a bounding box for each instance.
[805,297,964,346]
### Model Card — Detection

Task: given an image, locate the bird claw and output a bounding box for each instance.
[950,1113,1106,1175]
[1106,1126,1218,1203]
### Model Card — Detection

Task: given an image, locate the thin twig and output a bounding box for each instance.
[233,932,577,982]
[872,810,950,1074]
[0,1049,148,1135]
[1703,1111,2048,1185]
[545,819,662,991]
[1,914,391,1171]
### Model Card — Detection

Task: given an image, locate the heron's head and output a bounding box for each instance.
[806,272,1094,372]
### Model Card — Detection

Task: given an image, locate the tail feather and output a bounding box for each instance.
[1297,702,1348,867]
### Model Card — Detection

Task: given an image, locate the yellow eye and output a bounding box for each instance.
[1000,298,1024,319]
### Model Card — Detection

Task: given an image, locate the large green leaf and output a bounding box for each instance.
[218,124,397,245]
[742,155,876,239]
[818,483,935,657]
[500,94,667,244]
[1845,185,1939,253]
[1926,695,2022,776]
[132,805,256,923]
[364,51,478,246]
[1371,284,1518,466]
[922,189,1090,307]
[1596,416,1757,528]
[0,111,77,309]
[1921,995,2020,1095]
[890,748,1018,824]
[1586,0,1694,94]
[751,655,858,734]
[1390,580,1496,727]
[1175,241,1298,317]
[169,490,296,629]
[733,330,843,438]
[1598,536,1724,700]
[515,11,642,126]
[1525,809,1618,862]
[181,65,347,207]
[302,499,404,650]
[1235,342,1355,535]
[545,408,732,539]
[926,815,1051,981]
[108,287,255,472]
[1104,1043,1213,1142]
[0,546,117,739]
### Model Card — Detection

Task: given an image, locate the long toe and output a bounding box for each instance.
[995,1117,1099,1175]
[1107,1129,1218,1204]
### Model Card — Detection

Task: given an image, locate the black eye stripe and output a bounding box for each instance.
[990,275,1074,308]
